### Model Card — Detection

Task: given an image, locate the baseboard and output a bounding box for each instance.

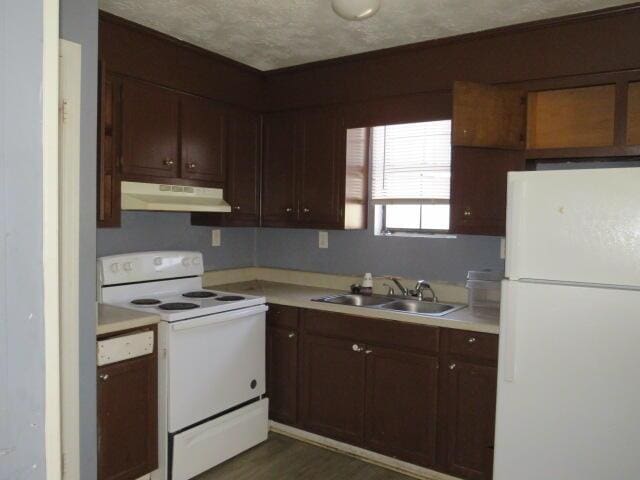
[269,421,460,480]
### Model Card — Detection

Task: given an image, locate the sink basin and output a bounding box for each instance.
[312,294,465,317]
[377,299,459,316]
[315,294,391,307]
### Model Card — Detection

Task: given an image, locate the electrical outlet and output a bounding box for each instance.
[319,231,329,249]
[211,229,221,247]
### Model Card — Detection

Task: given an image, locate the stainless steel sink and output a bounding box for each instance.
[315,294,391,307]
[312,294,465,317]
[377,299,458,315]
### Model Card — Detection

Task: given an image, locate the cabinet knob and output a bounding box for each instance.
[99,373,110,381]
[463,207,472,218]
[449,363,457,370]
[468,336,477,344]
[285,207,293,213]
[365,349,373,355]
[163,158,174,167]
[303,207,311,214]
[233,205,241,211]
[187,162,197,170]
[352,344,364,353]
[288,332,296,339]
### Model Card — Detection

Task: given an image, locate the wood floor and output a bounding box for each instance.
[195,433,414,480]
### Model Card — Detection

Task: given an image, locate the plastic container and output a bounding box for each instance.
[466,270,503,319]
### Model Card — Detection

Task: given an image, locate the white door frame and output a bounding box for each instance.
[58,39,82,480]
[43,0,62,478]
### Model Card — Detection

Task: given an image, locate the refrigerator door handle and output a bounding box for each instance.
[505,176,526,280]
[501,281,517,382]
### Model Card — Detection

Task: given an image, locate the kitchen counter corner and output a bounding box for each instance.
[98,303,160,336]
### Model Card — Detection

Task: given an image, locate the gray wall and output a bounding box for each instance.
[256,229,503,283]
[0,0,46,478]
[59,0,99,477]
[97,212,256,270]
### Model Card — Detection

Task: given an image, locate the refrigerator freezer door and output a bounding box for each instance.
[505,168,640,287]
[494,280,640,480]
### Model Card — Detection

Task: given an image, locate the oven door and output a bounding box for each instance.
[167,304,267,432]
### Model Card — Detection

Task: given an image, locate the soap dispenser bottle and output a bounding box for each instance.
[361,272,373,296]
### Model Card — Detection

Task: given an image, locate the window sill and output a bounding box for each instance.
[376,231,458,239]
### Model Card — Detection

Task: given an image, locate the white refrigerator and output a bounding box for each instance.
[494,168,640,480]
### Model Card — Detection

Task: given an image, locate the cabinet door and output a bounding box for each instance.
[225,110,261,225]
[452,81,526,149]
[261,111,298,226]
[439,359,497,480]
[180,94,226,184]
[98,354,158,480]
[266,326,299,425]
[120,77,179,179]
[627,82,640,145]
[450,146,524,236]
[364,347,439,468]
[301,335,366,445]
[297,107,344,227]
[97,65,120,227]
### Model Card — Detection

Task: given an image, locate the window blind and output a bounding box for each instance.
[371,120,451,204]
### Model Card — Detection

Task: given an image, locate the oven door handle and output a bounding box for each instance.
[170,304,268,331]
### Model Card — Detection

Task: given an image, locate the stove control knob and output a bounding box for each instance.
[181,258,190,267]
[123,262,133,272]
[110,263,119,273]
[192,256,201,266]
[153,257,162,267]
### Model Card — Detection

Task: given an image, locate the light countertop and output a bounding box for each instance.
[97,303,160,336]
[207,280,499,335]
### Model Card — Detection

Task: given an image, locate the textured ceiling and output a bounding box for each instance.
[99,0,632,71]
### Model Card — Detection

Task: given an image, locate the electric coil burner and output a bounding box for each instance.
[131,298,161,306]
[217,295,246,301]
[158,302,199,311]
[183,291,218,298]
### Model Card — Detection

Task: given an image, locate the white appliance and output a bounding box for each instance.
[494,168,640,480]
[121,181,231,213]
[98,251,269,480]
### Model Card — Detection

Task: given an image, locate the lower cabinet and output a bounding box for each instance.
[364,346,439,467]
[266,306,498,479]
[97,327,158,480]
[300,335,367,445]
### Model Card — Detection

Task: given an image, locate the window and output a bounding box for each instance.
[371,120,452,234]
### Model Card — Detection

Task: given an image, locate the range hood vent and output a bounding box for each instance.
[121,181,231,213]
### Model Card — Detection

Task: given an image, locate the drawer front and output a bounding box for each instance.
[267,304,299,330]
[302,309,439,354]
[444,329,498,362]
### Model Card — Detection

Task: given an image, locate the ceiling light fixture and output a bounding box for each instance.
[332,0,381,21]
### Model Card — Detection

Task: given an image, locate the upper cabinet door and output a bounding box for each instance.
[452,81,526,149]
[121,77,179,179]
[226,110,261,224]
[297,107,344,227]
[627,82,640,145]
[180,94,226,184]
[262,111,298,226]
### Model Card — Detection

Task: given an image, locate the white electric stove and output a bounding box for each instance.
[98,251,269,480]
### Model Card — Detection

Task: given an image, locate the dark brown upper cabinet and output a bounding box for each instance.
[180,94,226,184]
[98,66,121,228]
[261,107,368,230]
[452,81,526,149]
[191,110,261,227]
[449,81,526,236]
[120,77,180,180]
[627,82,640,145]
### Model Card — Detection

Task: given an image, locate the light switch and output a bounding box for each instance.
[319,231,329,249]
[211,229,221,247]
[500,237,506,260]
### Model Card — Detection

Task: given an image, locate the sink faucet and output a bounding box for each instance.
[413,280,438,302]
[387,277,410,296]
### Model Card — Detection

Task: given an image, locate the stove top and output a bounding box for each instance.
[105,286,265,322]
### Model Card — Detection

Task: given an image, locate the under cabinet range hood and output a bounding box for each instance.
[121,181,231,213]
